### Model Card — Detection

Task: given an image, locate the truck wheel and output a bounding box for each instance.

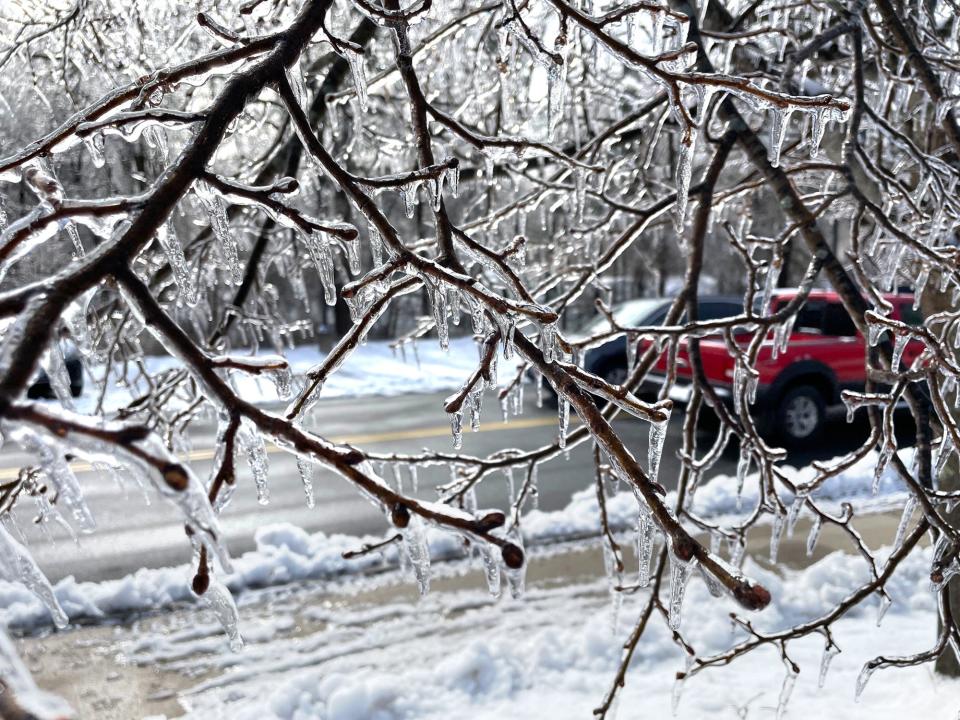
[777,385,824,445]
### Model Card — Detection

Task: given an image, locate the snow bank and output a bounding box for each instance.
[0,448,915,632]
[173,545,956,720]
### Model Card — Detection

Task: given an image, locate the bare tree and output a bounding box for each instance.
[1,0,959,715]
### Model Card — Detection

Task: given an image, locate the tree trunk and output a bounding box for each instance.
[923,276,960,676]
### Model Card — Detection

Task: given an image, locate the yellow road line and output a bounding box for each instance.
[0,414,568,481]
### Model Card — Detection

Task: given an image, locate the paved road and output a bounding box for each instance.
[1,390,904,583]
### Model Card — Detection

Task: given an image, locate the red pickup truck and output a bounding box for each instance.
[650,290,923,445]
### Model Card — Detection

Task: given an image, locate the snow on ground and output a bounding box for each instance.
[0,445,917,633]
[74,335,510,413]
[115,542,959,720]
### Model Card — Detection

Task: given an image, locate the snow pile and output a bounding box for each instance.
[171,545,957,720]
[522,446,914,542]
[74,336,511,413]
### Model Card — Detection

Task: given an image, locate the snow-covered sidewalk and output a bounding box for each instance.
[20,535,960,720]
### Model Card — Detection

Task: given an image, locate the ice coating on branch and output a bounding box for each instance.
[237,418,270,505]
[195,180,243,284]
[667,549,693,630]
[296,456,318,508]
[0,521,69,629]
[7,426,95,533]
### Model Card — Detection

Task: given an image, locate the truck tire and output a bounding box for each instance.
[776,385,825,446]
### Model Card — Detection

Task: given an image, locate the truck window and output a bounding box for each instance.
[793,301,825,334]
[822,303,857,337]
[899,303,923,327]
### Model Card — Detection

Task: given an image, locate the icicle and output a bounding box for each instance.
[893,495,916,551]
[65,222,83,258]
[806,514,822,556]
[39,341,75,410]
[478,544,502,598]
[891,332,908,372]
[347,238,361,275]
[809,107,828,158]
[195,181,242,284]
[344,47,368,111]
[449,409,463,449]
[936,433,955,481]
[433,283,449,351]
[854,663,875,701]
[769,108,791,167]
[400,516,431,596]
[770,506,785,563]
[637,505,655,587]
[369,223,384,266]
[157,221,197,306]
[876,592,892,626]
[786,494,804,537]
[503,527,526,599]
[573,167,587,223]
[201,574,244,652]
[913,267,929,310]
[558,394,570,448]
[602,539,623,635]
[736,444,751,510]
[667,550,693,630]
[0,522,68,628]
[306,231,337,306]
[776,666,798,719]
[671,675,685,714]
[83,131,105,168]
[399,183,417,218]
[296,456,317,508]
[286,59,308,110]
[818,642,840,688]
[874,441,894,494]
[648,414,669,486]
[868,323,886,347]
[237,419,269,505]
[267,364,294,400]
[446,160,460,198]
[674,129,697,232]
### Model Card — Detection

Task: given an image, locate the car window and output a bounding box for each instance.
[699,302,742,321]
[577,299,667,335]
